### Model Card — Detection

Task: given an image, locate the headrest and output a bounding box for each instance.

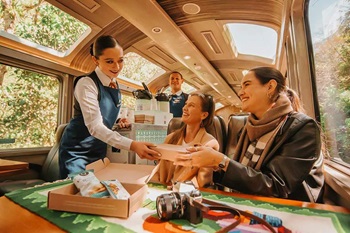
[167,116,226,153]
[55,123,68,142]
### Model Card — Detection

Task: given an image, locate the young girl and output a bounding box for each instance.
[157,93,219,187]
[59,35,160,178]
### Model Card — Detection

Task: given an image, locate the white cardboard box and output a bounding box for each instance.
[47,158,157,218]
[151,144,189,162]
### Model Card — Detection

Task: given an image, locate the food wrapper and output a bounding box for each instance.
[70,170,108,198]
[101,179,130,200]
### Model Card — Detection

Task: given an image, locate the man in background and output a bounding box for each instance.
[169,71,188,117]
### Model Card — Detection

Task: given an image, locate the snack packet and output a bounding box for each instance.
[69,170,109,198]
[101,179,130,200]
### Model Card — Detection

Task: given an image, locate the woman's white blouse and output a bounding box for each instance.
[74,67,132,150]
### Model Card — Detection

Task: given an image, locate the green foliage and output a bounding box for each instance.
[1,0,88,52]
[121,94,136,110]
[0,66,58,148]
[121,52,165,83]
[120,52,165,109]
[316,3,350,163]
[0,0,86,148]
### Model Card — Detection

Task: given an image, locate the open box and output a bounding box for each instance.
[47,158,158,218]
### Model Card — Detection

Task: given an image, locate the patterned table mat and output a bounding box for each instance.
[5,181,350,233]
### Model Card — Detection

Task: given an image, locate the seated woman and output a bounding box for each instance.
[174,67,324,202]
[157,93,219,188]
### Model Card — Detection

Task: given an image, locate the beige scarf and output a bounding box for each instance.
[234,93,293,170]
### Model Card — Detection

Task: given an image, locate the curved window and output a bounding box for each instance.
[225,23,277,62]
[120,52,166,83]
[0,0,88,56]
[308,0,350,164]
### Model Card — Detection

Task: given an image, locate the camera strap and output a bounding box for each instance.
[193,198,277,233]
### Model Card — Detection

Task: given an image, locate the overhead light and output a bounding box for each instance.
[182,3,200,15]
[213,82,218,86]
[242,70,249,76]
[184,55,191,60]
[228,96,231,98]
[152,27,162,33]
[194,65,202,70]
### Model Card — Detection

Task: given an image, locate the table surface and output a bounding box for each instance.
[0,183,349,233]
[0,158,29,171]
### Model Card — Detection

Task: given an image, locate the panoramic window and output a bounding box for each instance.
[164,83,196,96]
[120,52,195,101]
[120,52,166,83]
[121,94,136,110]
[308,0,350,164]
[225,23,277,62]
[119,52,166,109]
[0,64,59,149]
[0,0,89,56]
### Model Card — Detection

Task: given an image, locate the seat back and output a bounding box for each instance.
[40,123,67,182]
[225,115,248,158]
[167,116,226,153]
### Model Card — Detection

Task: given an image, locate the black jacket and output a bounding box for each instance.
[220,112,324,202]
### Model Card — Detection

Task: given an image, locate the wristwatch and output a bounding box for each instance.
[218,155,229,170]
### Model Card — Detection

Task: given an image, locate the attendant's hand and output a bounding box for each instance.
[174,146,224,168]
[130,141,161,160]
[117,118,131,129]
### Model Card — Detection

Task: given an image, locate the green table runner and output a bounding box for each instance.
[5,181,350,233]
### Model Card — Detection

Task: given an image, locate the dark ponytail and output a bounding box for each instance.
[286,88,305,113]
[90,35,120,58]
[250,67,286,102]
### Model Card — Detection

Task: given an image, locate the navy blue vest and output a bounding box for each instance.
[169,92,188,117]
[59,72,121,178]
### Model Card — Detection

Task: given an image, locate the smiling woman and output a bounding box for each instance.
[239,67,289,119]
[59,35,161,179]
[156,93,219,188]
[175,67,324,203]
[0,0,349,226]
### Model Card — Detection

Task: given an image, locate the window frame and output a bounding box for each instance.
[0,59,63,154]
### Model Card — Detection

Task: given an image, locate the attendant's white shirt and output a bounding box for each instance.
[74,67,133,150]
[172,90,183,96]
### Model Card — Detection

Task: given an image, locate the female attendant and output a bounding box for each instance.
[59,35,160,178]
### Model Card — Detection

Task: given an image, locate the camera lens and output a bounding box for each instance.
[156,192,185,220]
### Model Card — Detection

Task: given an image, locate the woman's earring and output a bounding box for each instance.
[200,121,204,128]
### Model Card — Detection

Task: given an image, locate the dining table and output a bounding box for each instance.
[0,180,349,233]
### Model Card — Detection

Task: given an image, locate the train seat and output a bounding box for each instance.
[0,123,67,195]
[167,116,227,153]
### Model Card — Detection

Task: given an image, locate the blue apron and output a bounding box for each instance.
[169,92,187,117]
[59,72,121,178]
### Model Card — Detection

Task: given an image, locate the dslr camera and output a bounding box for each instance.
[156,182,203,224]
